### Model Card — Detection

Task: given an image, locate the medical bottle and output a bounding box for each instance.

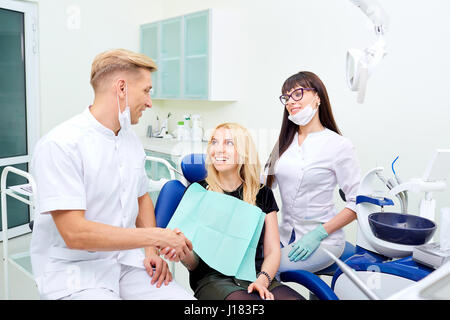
[176,121,184,141]
[191,114,203,142]
[183,114,192,141]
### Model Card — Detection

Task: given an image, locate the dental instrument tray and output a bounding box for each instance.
[368,212,436,245]
[413,243,450,269]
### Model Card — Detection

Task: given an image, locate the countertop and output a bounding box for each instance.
[140,137,208,157]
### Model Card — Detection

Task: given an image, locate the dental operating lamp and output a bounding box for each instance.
[346,0,389,103]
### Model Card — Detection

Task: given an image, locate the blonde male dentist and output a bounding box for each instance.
[30,49,195,300]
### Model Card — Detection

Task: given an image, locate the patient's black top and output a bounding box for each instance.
[187,180,279,299]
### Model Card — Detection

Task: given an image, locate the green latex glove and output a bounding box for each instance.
[288,224,328,262]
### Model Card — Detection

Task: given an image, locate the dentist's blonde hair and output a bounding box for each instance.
[90,48,157,92]
[205,123,261,205]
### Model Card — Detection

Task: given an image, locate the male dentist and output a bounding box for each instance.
[30,49,195,300]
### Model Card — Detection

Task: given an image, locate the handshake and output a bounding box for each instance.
[158,228,193,262]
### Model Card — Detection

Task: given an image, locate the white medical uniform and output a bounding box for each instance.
[269,129,360,272]
[30,107,194,300]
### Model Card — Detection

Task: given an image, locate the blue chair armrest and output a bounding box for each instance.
[280,270,339,300]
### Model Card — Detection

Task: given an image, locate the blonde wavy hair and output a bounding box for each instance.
[205,123,262,205]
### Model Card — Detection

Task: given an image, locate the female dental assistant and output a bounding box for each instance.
[263,71,361,273]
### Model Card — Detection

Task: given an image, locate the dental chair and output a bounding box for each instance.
[154,153,355,300]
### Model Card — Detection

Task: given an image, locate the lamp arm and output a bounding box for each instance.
[349,0,389,35]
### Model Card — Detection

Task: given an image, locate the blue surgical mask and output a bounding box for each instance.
[117,83,131,131]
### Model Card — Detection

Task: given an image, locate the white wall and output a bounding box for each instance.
[30,0,450,297]
[33,0,163,135]
[139,0,450,244]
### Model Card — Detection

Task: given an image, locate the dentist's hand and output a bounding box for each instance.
[159,228,193,261]
[288,224,328,262]
[144,251,172,287]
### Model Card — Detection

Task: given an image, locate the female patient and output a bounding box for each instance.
[176,123,303,300]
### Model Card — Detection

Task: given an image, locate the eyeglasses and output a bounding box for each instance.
[279,87,316,105]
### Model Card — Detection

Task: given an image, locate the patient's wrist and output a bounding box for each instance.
[181,251,199,271]
[256,271,272,288]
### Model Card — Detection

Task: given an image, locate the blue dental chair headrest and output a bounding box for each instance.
[154,153,207,228]
[180,153,207,184]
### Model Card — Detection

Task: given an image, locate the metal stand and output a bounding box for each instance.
[1,166,36,300]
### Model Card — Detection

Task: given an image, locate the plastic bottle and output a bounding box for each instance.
[191,114,203,142]
[183,114,192,141]
[176,121,184,141]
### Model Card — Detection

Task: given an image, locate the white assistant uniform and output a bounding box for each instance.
[30,107,194,300]
[270,129,361,272]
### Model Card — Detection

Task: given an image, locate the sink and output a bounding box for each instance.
[368,212,436,246]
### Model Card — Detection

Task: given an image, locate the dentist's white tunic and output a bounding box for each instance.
[30,107,193,300]
[272,129,360,249]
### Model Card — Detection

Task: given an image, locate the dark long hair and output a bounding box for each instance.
[265,71,341,188]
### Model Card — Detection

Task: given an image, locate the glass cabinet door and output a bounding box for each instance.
[140,22,160,98]
[0,9,29,233]
[0,2,39,239]
[184,10,209,99]
[0,8,27,159]
[160,17,181,98]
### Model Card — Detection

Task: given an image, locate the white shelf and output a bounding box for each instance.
[141,137,207,157]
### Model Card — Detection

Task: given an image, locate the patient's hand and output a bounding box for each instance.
[160,247,199,271]
[248,279,274,300]
[159,228,193,261]
[160,246,178,261]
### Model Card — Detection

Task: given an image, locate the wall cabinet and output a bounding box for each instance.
[140,9,239,101]
[140,23,160,97]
